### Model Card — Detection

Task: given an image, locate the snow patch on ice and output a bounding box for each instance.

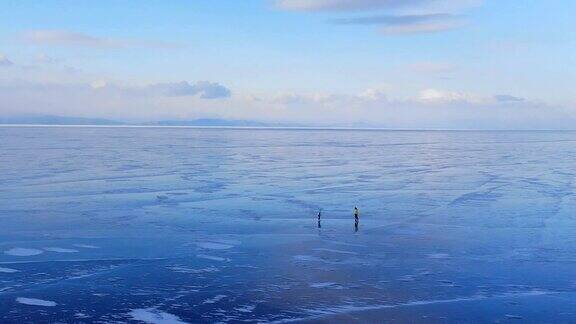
[129,308,188,324]
[328,241,366,248]
[73,244,100,249]
[0,267,19,273]
[194,238,241,250]
[16,297,57,307]
[293,255,323,262]
[427,253,450,259]
[167,266,219,274]
[75,312,91,319]
[5,248,44,256]
[235,305,256,313]
[202,295,227,304]
[195,242,233,250]
[197,254,229,262]
[43,247,79,253]
[398,275,416,282]
[314,248,358,255]
[215,238,242,245]
[310,282,344,289]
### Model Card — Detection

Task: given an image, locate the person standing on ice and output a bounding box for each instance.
[354,206,359,229]
[317,209,322,228]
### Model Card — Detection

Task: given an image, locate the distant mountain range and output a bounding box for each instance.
[0,115,299,127]
[0,114,393,129]
[0,115,125,125]
[145,118,295,127]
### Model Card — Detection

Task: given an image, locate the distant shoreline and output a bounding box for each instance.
[0,124,574,132]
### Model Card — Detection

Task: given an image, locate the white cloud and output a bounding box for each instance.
[358,87,388,101]
[418,88,483,103]
[87,80,232,99]
[417,89,527,105]
[404,0,483,14]
[146,81,232,99]
[0,80,233,121]
[257,87,575,129]
[273,93,337,105]
[332,13,465,35]
[22,30,179,49]
[36,54,60,64]
[90,80,108,89]
[278,0,480,35]
[380,19,463,34]
[276,0,482,12]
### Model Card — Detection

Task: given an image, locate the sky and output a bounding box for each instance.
[0,0,575,129]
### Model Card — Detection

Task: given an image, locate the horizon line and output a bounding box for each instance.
[1,124,575,132]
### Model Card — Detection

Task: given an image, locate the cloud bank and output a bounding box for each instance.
[494,94,525,102]
[0,55,14,67]
[331,13,464,34]
[1,78,571,130]
[276,0,427,11]
[276,0,481,12]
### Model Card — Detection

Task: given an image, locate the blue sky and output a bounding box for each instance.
[1,0,575,128]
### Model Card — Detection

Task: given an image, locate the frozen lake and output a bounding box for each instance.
[1,126,576,323]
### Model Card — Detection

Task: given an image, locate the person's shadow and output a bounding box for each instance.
[318,220,322,228]
[354,219,359,232]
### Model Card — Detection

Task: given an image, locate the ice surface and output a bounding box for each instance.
[427,253,450,259]
[270,290,554,323]
[1,127,576,322]
[313,248,358,255]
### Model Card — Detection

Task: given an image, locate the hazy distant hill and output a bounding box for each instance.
[0,115,125,125]
[147,119,295,127]
[0,115,305,127]
[0,115,396,129]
